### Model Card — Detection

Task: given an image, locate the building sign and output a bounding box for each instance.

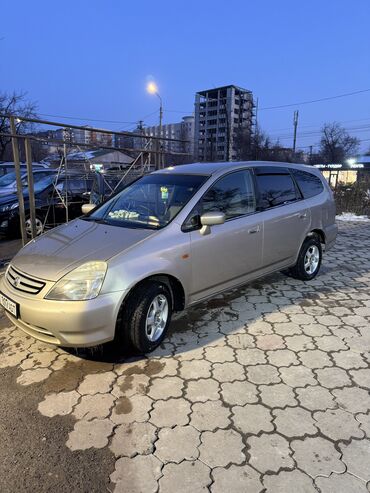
[90,164,104,172]
[314,163,366,170]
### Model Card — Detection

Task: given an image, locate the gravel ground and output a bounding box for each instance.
[1,221,370,492]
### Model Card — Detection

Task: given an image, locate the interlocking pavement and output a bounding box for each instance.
[1,221,370,492]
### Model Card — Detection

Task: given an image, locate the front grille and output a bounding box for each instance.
[6,265,46,295]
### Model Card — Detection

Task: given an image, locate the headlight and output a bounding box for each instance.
[45,261,107,301]
[0,202,18,212]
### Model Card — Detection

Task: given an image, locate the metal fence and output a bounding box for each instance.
[0,114,192,245]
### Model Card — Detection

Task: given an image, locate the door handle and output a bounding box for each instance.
[299,213,308,219]
[248,225,260,234]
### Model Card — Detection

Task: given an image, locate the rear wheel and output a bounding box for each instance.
[287,235,322,280]
[116,281,172,353]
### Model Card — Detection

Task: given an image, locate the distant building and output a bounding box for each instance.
[52,127,113,147]
[194,85,254,162]
[114,123,146,152]
[143,116,195,156]
[48,149,133,171]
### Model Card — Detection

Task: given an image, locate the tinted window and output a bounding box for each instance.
[66,179,88,192]
[255,171,297,209]
[55,178,91,193]
[201,170,255,219]
[292,169,324,199]
[183,170,255,230]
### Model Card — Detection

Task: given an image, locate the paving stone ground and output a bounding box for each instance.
[1,221,370,492]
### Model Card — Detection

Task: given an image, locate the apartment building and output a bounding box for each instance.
[54,127,113,146]
[143,115,194,156]
[194,85,254,162]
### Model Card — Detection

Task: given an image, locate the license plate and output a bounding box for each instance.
[0,292,19,318]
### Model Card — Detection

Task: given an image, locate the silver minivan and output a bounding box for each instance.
[0,161,337,353]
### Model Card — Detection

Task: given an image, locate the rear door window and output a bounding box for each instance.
[255,167,298,210]
[291,169,324,198]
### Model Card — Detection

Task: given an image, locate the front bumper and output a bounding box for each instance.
[0,275,126,347]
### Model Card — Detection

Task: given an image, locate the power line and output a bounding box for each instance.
[164,88,370,117]
[259,88,370,111]
[267,117,370,134]
[164,109,192,114]
[38,109,161,129]
[38,88,370,129]
[118,109,160,130]
[38,113,137,125]
[271,124,370,140]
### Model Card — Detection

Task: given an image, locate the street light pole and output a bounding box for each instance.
[157,92,163,168]
[147,81,164,168]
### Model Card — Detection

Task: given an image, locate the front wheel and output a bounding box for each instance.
[117,281,172,353]
[287,235,322,280]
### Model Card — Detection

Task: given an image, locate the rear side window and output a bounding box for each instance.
[292,169,324,199]
[255,168,298,209]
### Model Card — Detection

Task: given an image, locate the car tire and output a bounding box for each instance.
[286,235,322,281]
[117,281,172,354]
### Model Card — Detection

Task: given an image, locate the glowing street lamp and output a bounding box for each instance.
[147,82,158,95]
[146,81,163,129]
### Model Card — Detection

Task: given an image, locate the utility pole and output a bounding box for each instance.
[159,98,163,168]
[63,128,70,223]
[146,82,163,168]
[309,145,313,165]
[293,110,299,155]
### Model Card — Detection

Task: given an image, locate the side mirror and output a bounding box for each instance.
[81,203,96,214]
[199,211,225,235]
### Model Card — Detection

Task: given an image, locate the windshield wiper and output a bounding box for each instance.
[81,216,109,224]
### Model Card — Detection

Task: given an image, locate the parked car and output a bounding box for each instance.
[0,168,56,197]
[0,171,93,237]
[0,162,48,178]
[0,161,337,353]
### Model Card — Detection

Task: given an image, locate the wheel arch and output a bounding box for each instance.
[309,228,325,244]
[123,273,186,312]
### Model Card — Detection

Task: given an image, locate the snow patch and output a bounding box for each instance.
[336,213,370,222]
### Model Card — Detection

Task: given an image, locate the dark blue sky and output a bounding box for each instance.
[1,0,370,151]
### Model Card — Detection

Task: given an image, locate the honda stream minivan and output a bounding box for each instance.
[0,161,337,353]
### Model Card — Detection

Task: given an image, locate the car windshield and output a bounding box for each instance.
[23,174,56,194]
[85,173,208,229]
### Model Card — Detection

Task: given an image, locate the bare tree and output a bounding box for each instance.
[0,91,38,160]
[319,122,359,163]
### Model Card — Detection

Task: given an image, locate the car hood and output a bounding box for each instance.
[11,219,156,281]
[0,191,18,203]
